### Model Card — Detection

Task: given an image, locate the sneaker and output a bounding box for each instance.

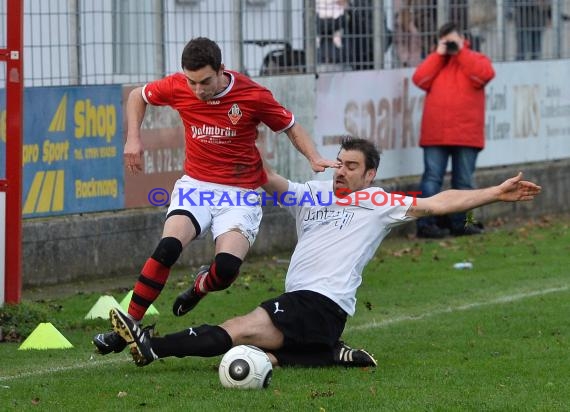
[92,331,127,355]
[109,308,158,367]
[172,265,209,316]
[417,224,450,239]
[333,341,377,367]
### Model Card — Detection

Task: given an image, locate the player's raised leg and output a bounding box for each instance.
[173,230,250,315]
[172,198,260,315]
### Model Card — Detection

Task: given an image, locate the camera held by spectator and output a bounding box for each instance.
[444,41,459,54]
[434,22,464,57]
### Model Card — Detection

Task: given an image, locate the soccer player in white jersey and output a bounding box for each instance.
[92,37,338,356]
[109,138,541,368]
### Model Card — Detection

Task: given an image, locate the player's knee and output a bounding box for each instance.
[151,237,183,268]
[212,252,242,288]
[220,315,253,341]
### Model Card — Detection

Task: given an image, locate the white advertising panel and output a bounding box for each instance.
[480,60,570,167]
[314,60,570,180]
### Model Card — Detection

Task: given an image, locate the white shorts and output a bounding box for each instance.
[166,175,262,246]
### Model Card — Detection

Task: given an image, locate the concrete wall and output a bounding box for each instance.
[22,159,570,287]
[22,203,297,287]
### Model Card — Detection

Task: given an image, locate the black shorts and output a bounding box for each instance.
[259,290,347,349]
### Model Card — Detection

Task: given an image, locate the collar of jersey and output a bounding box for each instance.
[213,71,235,99]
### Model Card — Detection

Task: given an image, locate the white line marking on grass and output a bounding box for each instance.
[347,286,569,332]
[2,286,567,382]
[0,356,129,382]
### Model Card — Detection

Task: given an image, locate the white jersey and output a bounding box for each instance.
[283,180,417,316]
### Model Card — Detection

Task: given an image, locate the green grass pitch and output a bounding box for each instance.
[1,215,569,411]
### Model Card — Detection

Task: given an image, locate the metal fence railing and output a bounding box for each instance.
[0,0,569,86]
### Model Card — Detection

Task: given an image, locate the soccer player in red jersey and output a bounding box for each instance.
[93,37,338,355]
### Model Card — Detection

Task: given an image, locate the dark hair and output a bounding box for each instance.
[181,37,222,71]
[438,22,459,39]
[339,137,380,171]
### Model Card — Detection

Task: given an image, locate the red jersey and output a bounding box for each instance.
[142,70,294,188]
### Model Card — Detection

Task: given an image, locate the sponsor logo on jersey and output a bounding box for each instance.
[302,207,354,231]
[228,103,242,125]
[190,123,237,142]
[207,100,221,105]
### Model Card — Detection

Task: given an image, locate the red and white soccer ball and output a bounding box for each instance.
[218,345,273,389]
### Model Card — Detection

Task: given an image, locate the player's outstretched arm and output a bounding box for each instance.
[407,172,541,218]
[124,87,148,175]
[284,123,340,172]
[261,160,289,202]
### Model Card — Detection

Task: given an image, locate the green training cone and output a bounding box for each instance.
[120,290,159,315]
[84,295,122,320]
[18,322,73,350]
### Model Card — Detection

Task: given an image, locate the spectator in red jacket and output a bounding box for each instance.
[412,22,495,238]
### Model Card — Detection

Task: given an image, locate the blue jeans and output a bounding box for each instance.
[416,146,480,231]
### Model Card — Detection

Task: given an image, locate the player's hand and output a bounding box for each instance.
[124,136,144,175]
[497,172,541,202]
[310,158,342,173]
